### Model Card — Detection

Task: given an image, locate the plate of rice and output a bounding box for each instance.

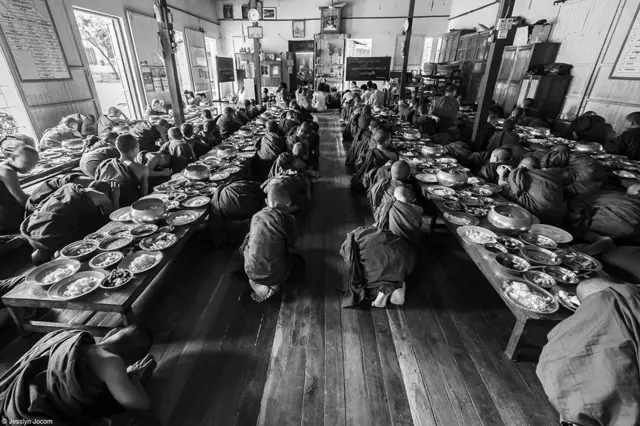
[166,210,200,226]
[426,185,456,197]
[457,226,497,245]
[119,251,163,274]
[26,259,82,286]
[549,286,580,312]
[443,211,479,226]
[502,280,559,314]
[210,172,230,182]
[48,271,105,301]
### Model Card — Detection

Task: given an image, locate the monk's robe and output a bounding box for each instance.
[267,153,298,179]
[129,121,162,152]
[158,140,196,174]
[351,147,396,192]
[279,119,298,137]
[374,199,424,251]
[542,146,607,198]
[568,190,640,244]
[0,166,23,234]
[517,116,549,128]
[340,226,415,308]
[184,136,208,159]
[216,115,241,139]
[39,126,80,151]
[442,141,472,166]
[305,132,320,171]
[537,284,640,426]
[431,95,460,130]
[504,167,566,226]
[606,127,640,161]
[523,107,541,119]
[25,174,84,217]
[97,115,127,134]
[197,130,221,149]
[261,171,312,212]
[367,178,403,212]
[255,132,286,179]
[486,130,521,153]
[413,115,437,136]
[208,181,264,248]
[243,207,300,290]
[399,106,415,124]
[345,122,372,170]
[135,151,169,188]
[21,184,107,254]
[477,159,517,184]
[571,113,616,144]
[80,146,120,178]
[0,329,158,425]
[341,100,354,121]
[540,144,571,169]
[94,159,141,207]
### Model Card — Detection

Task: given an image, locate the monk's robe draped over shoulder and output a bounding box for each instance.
[431,96,459,130]
[39,126,78,151]
[374,200,424,251]
[605,127,640,161]
[0,330,158,425]
[267,153,297,179]
[345,118,372,170]
[572,113,616,144]
[216,115,241,139]
[537,285,640,426]
[208,181,264,248]
[243,207,297,289]
[261,172,311,211]
[159,141,196,174]
[80,147,120,178]
[505,167,566,226]
[367,178,403,212]
[486,130,520,153]
[414,115,437,136]
[25,174,83,217]
[543,147,607,198]
[351,148,395,192]
[340,226,415,308]
[279,119,298,137]
[442,141,472,166]
[21,184,107,253]
[94,159,141,207]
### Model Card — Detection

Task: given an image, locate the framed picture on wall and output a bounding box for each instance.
[241,4,250,20]
[263,7,276,20]
[292,20,305,38]
[266,53,276,61]
[320,8,341,34]
[222,5,233,19]
[247,26,264,39]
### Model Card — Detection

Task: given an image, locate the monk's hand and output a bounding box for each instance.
[127,354,155,378]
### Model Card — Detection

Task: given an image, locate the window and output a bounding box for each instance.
[422,38,434,65]
[346,39,372,58]
[204,36,218,100]
[173,31,193,93]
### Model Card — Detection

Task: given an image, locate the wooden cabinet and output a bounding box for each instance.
[456,31,490,102]
[435,30,474,64]
[260,59,282,89]
[493,43,560,113]
[517,75,572,119]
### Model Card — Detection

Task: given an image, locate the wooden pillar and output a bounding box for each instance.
[251,0,262,106]
[154,0,184,125]
[399,0,417,99]
[471,0,516,149]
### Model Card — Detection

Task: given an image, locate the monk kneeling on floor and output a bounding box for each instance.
[0,326,159,424]
[241,185,305,302]
[367,160,411,211]
[374,185,424,253]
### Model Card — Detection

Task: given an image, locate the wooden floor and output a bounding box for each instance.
[0,112,558,426]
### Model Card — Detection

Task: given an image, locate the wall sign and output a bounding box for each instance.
[0,0,70,81]
[346,57,391,81]
[216,56,235,83]
[611,5,640,79]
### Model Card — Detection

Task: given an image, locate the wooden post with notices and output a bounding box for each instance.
[251,0,263,107]
[398,0,417,101]
[154,0,184,125]
[471,0,517,150]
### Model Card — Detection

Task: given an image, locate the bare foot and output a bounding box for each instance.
[372,291,390,308]
[390,282,406,306]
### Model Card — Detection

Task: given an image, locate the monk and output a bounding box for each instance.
[261,165,312,213]
[606,111,640,161]
[241,185,305,302]
[286,122,319,170]
[135,151,171,188]
[279,111,299,137]
[0,326,159,424]
[431,85,460,131]
[39,115,83,151]
[367,160,411,211]
[80,145,120,178]
[143,98,165,119]
[499,157,567,226]
[95,134,149,206]
[255,120,286,179]
[197,119,221,149]
[570,111,616,144]
[537,278,640,426]
[217,107,242,139]
[340,226,414,308]
[374,185,424,254]
[511,107,549,128]
[158,127,196,174]
[540,144,607,199]
[478,147,515,183]
[0,140,39,233]
[345,115,374,171]
[522,98,541,118]
[268,143,309,179]
[97,107,130,134]
[486,118,521,152]
[129,118,169,152]
[181,123,209,159]
[351,128,398,191]
[25,173,92,217]
[413,103,437,137]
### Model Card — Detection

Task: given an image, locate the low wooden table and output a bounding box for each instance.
[1,205,208,336]
[19,157,80,187]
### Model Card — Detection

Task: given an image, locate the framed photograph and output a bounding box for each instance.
[292,20,305,38]
[320,8,341,34]
[241,4,249,20]
[247,26,264,39]
[263,7,277,20]
[222,4,233,19]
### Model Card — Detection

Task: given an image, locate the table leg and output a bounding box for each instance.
[6,306,26,336]
[505,318,527,361]
[122,309,136,326]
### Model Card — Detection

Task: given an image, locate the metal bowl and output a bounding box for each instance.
[495,253,531,275]
[519,245,561,266]
[543,265,580,285]
[483,242,510,255]
[522,270,556,289]
[403,129,421,140]
[421,143,444,156]
[239,126,254,138]
[217,144,238,159]
[130,198,168,224]
[436,168,468,189]
[97,235,133,252]
[487,204,532,233]
[183,164,210,181]
[531,127,550,138]
[575,142,603,153]
[60,240,99,260]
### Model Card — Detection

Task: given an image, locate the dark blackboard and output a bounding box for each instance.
[345,57,391,81]
[216,56,235,83]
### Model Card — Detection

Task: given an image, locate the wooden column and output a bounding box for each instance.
[398,0,417,99]
[251,0,262,106]
[154,0,184,125]
[471,0,516,149]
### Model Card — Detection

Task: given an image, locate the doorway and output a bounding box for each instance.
[205,36,218,100]
[74,9,138,119]
[288,40,315,92]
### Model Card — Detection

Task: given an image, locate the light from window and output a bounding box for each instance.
[346,39,372,58]
[422,38,433,65]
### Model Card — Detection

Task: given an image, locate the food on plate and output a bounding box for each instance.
[504,281,554,312]
[557,290,580,309]
[520,232,557,249]
[497,254,529,271]
[141,232,177,250]
[444,212,473,226]
[102,238,129,251]
[484,242,509,255]
[92,252,121,268]
[63,242,96,257]
[62,276,99,298]
[102,269,133,288]
[557,250,599,271]
[108,225,133,236]
[614,170,640,179]
[496,236,524,250]
[183,197,209,208]
[464,229,495,244]
[85,232,107,242]
[428,186,454,197]
[467,176,483,185]
[545,266,579,284]
[469,187,492,196]
[224,166,241,174]
[464,206,489,217]
[130,254,158,273]
[42,265,76,285]
[210,172,230,181]
[169,212,195,226]
[444,201,464,211]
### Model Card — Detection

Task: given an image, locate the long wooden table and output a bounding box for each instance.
[19,157,80,187]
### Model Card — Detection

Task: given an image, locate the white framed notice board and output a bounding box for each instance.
[0,0,71,81]
[611,4,640,80]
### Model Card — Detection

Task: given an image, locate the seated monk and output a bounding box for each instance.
[279,111,300,137]
[207,180,265,248]
[367,160,411,211]
[39,115,83,151]
[540,144,607,199]
[486,119,521,153]
[0,140,39,233]
[217,107,242,139]
[442,140,473,167]
[566,184,640,256]
[268,143,309,178]
[158,127,196,174]
[97,107,130,134]
[349,105,372,140]
[498,157,567,226]
[340,225,414,308]
[136,151,171,188]
[413,103,437,137]
[25,173,92,217]
[181,123,209,159]
[345,115,374,172]
[374,185,424,255]
[522,98,541,119]
[511,107,549,128]
[82,132,116,154]
[255,120,286,179]
[21,182,115,264]
[95,134,149,206]
[399,99,416,124]
[261,168,312,213]
[143,98,165,119]
[129,119,169,152]
[0,326,159,424]
[430,85,460,132]
[241,185,305,302]
[478,147,516,183]
[537,278,640,426]
[351,128,398,191]
[605,111,640,161]
[570,111,616,144]
[80,145,120,178]
[286,122,319,170]
[197,119,221,150]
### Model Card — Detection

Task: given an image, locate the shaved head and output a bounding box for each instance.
[490,147,512,163]
[223,107,234,116]
[267,184,292,209]
[394,185,416,204]
[266,120,279,133]
[390,161,411,181]
[292,142,308,158]
[626,112,640,126]
[372,128,391,146]
[627,184,640,196]
[519,157,540,170]
[299,122,312,136]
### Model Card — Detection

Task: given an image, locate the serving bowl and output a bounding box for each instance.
[130,198,168,224]
[495,253,531,275]
[60,240,99,260]
[183,164,210,181]
[543,265,580,285]
[403,129,421,140]
[575,142,603,153]
[436,168,468,189]
[487,204,532,233]
[519,245,561,266]
[238,126,254,138]
[421,143,444,156]
[217,144,238,159]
